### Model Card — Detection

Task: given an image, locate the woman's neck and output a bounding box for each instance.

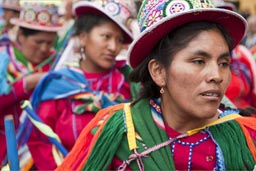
[79,60,110,73]
[161,102,219,134]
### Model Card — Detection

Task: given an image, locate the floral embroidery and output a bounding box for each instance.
[138,0,215,32]
[145,0,155,10]
[147,10,162,27]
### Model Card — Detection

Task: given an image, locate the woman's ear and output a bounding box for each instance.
[148,59,166,87]
[17,29,25,45]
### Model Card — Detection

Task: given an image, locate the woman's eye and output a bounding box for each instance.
[219,62,230,67]
[102,34,111,39]
[192,60,205,65]
[118,37,124,43]
[36,40,43,44]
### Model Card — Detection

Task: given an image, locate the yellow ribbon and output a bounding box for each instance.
[124,103,137,150]
[21,101,64,165]
[187,113,241,136]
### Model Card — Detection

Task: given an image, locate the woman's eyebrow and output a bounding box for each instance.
[192,50,230,59]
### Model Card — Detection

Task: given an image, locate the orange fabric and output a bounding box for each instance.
[55,103,124,170]
[236,117,256,161]
[21,158,34,171]
[251,45,256,55]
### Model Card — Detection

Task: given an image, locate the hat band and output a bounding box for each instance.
[20,8,60,26]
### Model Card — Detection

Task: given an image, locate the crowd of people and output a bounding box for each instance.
[0,0,256,170]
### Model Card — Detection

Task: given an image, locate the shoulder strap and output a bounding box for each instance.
[124,103,137,150]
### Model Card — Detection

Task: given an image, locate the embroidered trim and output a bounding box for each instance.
[171,135,211,170]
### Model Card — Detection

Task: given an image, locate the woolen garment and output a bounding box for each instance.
[27,61,139,170]
[56,98,256,171]
[0,44,54,166]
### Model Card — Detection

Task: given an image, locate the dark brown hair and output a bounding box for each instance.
[74,13,116,35]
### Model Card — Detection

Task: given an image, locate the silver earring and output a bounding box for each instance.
[160,87,164,94]
[80,47,86,60]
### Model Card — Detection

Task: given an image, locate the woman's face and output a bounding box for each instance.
[80,21,124,73]
[19,31,57,64]
[3,9,19,26]
[162,29,231,121]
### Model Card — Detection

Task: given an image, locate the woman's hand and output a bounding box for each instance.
[24,72,47,92]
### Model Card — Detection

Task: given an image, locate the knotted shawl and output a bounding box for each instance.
[56,99,256,170]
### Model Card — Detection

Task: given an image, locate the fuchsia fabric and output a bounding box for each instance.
[27,62,132,170]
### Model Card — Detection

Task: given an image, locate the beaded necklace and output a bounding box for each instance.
[171,134,211,170]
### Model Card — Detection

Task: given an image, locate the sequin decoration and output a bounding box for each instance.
[19,3,60,27]
[24,9,36,23]
[104,2,120,16]
[164,0,192,15]
[37,11,50,25]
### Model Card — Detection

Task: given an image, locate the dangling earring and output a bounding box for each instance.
[80,47,86,61]
[160,87,164,94]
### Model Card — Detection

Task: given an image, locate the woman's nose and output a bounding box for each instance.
[206,64,223,84]
[108,38,122,52]
[40,43,50,53]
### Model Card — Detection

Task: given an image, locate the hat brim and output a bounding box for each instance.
[129,8,247,68]
[73,1,133,44]
[10,18,63,32]
[0,4,21,12]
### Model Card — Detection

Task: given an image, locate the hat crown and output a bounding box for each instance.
[2,0,19,5]
[90,0,137,28]
[19,3,60,27]
[212,0,226,4]
[138,0,215,32]
[212,0,236,11]
[1,0,21,11]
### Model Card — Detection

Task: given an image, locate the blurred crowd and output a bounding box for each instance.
[0,0,256,170]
